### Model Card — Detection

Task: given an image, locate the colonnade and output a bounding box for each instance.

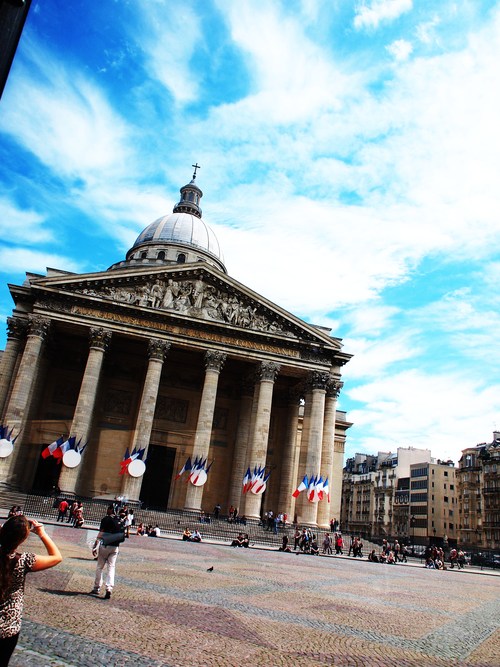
[0,316,343,527]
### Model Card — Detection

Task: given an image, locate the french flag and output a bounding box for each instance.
[41,436,64,459]
[248,465,259,492]
[53,436,75,461]
[188,457,205,484]
[120,447,139,474]
[314,476,324,502]
[175,456,191,480]
[307,475,318,502]
[242,467,251,493]
[252,470,270,495]
[292,474,308,498]
[323,477,330,502]
[175,456,192,480]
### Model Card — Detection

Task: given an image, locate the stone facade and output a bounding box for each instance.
[456,432,500,550]
[341,447,456,545]
[0,176,352,528]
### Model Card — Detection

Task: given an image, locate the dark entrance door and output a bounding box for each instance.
[139,445,175,509]
[31,447,61,495]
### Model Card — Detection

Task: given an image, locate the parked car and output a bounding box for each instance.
[470,552,500,569]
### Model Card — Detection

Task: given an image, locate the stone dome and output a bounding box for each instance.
[108,173,226,273]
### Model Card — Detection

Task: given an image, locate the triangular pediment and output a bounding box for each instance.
[29,264,343,351]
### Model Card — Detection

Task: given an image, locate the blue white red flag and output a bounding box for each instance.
[322,477,330,502]
[120,447,144,475]
[53,436,76,461]
[242,467,251,493]
[292,474,308,498]
[41,436,64,459]
[313,476,324,502]
[175,456,192,480]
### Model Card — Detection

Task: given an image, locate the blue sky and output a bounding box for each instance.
[1,0,499,463]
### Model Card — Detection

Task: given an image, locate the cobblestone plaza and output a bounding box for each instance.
[9,523,500,667]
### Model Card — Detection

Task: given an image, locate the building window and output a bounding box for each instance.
[410,492,428,502]
[450,484,454,490]
[444,471,448,477]
[157,251,165,260]
[444,496,449,503]
[141,251,147,259]
[177,253,186,264]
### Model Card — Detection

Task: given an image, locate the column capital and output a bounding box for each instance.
[89,327,112,351]
[148,338,171,361]
[326,378,343,398]
[308,371,331,391]
[6,317,28,340]
[28,314,50,339]
[258,361,280,383]
[204,350,227,372]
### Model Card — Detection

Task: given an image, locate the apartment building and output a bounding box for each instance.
[456,431,500,550]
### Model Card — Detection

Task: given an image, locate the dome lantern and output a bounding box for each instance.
[108,167,226,273]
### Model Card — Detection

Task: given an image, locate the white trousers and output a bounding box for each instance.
[94,545,119,592]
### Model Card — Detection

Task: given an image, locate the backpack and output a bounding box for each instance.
[101,515,125,546]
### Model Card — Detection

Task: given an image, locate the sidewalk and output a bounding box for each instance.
[5,519,500,667]
[2,505,498,577]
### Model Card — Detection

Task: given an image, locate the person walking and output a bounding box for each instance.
[56,498,68,522]
[0,516,62,666]
[90,505,124,600]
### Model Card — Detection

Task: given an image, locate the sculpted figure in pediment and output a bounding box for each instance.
[72,276,295,336]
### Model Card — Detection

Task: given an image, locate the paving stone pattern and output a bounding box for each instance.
[8,524,500,667]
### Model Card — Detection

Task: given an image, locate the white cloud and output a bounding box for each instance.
[346,369,500,460]
[214,1,354,122]
[0,199,52,244]
[386,38,413,61]
[133,4,202,103]
[416,16,441,45]
[0,41,131,181]
[0,248,82,275]
[345,332,421,380]
[354,0,413,31]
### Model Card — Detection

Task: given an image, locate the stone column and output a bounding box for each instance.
[330,439,345,527]
[121,338,170,501]
[316,379,342,528]
[243,361,280,520]
[300,371,329,526]
[58,327,112,495]
[294,386,311,520]
[227,377,255,511]
[184,350,226,512]
[0,317,28,420]
[0,315,50,486]
[278,391,300,519]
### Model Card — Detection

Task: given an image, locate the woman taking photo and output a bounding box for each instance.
[0,516,62,666]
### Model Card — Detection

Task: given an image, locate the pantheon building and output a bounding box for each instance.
[0,174,351,527]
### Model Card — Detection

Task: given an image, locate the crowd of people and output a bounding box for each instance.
[366,539,409,564]
[54,499,84,527]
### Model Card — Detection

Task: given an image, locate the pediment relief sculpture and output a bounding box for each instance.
[68,277,297,338]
